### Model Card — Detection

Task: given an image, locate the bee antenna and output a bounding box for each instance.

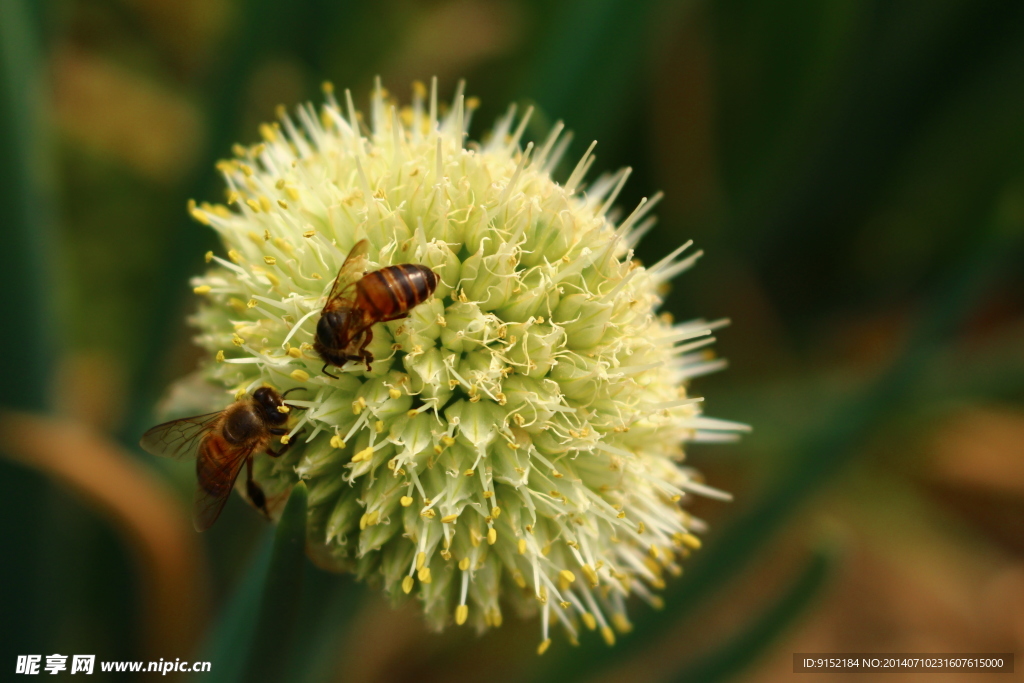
[282,387,307,398]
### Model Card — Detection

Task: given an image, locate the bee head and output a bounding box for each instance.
[316,310,350,349]
[253,386,288,424]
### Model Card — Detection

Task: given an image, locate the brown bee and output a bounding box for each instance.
[140,387,304,531]
[314,239,439,376]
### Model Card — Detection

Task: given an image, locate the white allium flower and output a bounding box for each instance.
[182,79,744,652]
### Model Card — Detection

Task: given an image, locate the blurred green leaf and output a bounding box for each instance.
[0,0,55,410]
[197,529,272,683]
[666,543,835,683]
[200,483,308,683]
[0,0,57,664]
[243,482,308,683]
[523,0,685,149]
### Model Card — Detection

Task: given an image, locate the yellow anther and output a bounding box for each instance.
[512,571,526,588]
[433,445,443,455]
[259,196,272,212]
[375,421,384,433]
[649,545,659,559]
[193,284,212,295]
[637,522,645,534]
[455,604,468,625]
[359,510,379,529]
[215,350,225,363]
[189,206,211,225]
[400,496,413,507]
[402,575,414,594]
[458,557,470,571]
[517,539,527,555]
[581,564,599,587]
[417,567,431,583]
[416,552,426,570]
[287,347,302,358]
[204,250,214,263]
[388,387,402,399]
[285,186,300,201]
[276,405,290,414]
[246,299,257,308]
[680,533,702,550]
[551,469,563,478]
[290,369,309,382]
[441,514,458,524]
[487,528,497,545]
[490,506,501,518]
[352,446,374,463]
[279,435,290,445]
[538,586,548,604]
[352,397,366,414]
[559,570,576,584]
[581,613,597,631]
[463,469,475,477]
[330,435,345,449]
[412,80,427,98]
[650,595,665,610]
[612,613,632,633]
[232,334,245,346]
[537,639,551,656]
[302,230,316,239]
[483,491,494,499]
[616,511,626,519]
[264,256,276,265]
[228,249,242,263]
[259,123,278,142]
[441,435,456,447]
[234,387,247,400]
[601,626,616,646]
[245,198,260,212]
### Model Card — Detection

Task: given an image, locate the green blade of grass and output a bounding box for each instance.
[666,543,835,683]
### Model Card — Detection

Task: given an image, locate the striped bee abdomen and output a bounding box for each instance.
[358,264,439,318]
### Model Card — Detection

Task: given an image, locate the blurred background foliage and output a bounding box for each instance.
[2,0,1024,681]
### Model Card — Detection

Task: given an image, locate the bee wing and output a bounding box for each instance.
[192,440,256,532]
[322,239,369,312]
[139,412,223,460]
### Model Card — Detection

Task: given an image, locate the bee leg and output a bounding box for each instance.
[321,363,339,379]
[358,329,374,371]
[245,456,268,514]
[380,312,409,322]
[266,431,303,458]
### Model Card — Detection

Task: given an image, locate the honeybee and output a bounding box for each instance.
[140,387,304,531]
[314,239,439,376]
